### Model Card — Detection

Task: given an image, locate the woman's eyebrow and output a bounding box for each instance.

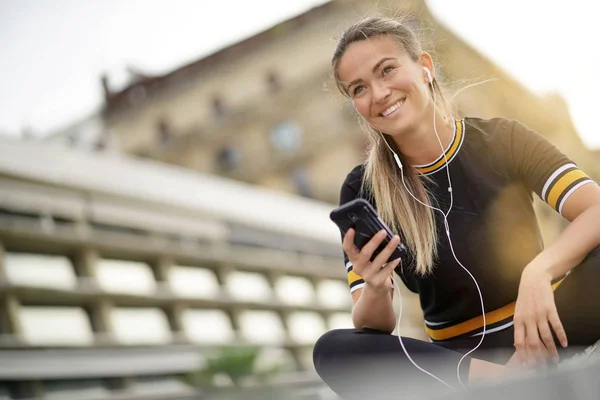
[371,57,395,73]
[344,57,396,93]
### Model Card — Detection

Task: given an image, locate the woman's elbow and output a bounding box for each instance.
[352,313,396,334]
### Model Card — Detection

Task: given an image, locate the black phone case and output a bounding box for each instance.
[330,198,407,263]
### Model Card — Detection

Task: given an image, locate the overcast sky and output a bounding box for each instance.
[1,0,598,149]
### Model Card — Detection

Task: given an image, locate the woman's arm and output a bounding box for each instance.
[351,283,396,333]
[514,182,600,366]
[344,229,401,333]
[528,183,600,279]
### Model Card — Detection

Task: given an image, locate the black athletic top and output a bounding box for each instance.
[341,117,596,341]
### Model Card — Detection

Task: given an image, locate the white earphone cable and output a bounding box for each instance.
[392,278,454,388]
[382,71,486,388]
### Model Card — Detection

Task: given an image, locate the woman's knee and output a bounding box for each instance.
[313,329,387,398]
[313,328,395,373]
[313,329,353,363]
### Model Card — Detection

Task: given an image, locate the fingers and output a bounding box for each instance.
[358,230,388,264]
[537,318,558,363]
[505,351,523,369]
[525,347,536,369]
[364,256,401,287]
[512,268,566,368]
[343,228,399,285]
[342,228,359,258]
[343,228,388,266]
[513,321,526,365]
[372,234,401,267]
[525,321,547,367]
[515,312,565,368]
[515,317,546,368]
[369,258,400,289]
[384,257,402,274]
[548,309,568,349]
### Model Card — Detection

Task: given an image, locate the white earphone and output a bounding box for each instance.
[423,67,433,84]
[381,66,486,389]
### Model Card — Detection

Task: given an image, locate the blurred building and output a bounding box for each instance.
[98,0,599,241]
[100,1,363,204]
[41,112,110,152]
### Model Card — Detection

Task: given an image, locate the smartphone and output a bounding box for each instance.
[330,198,407,263]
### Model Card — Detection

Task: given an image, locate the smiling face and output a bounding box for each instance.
[336,35,434,139]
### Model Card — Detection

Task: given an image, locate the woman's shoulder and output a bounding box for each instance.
[464,116,515,136]
[344,163,366,188]
[340,163,370,205]
[463,116,519,151]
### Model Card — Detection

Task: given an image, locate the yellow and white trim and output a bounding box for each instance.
[415,119,465,176]
[346,261,394,293]
[541,163,593,215]
[425,278,565,341]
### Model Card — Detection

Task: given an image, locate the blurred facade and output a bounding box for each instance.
[41,113,105,151]
[101,0,362,204]
[99,0,598,213]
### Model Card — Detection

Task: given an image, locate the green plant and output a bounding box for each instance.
[184,346,285,388]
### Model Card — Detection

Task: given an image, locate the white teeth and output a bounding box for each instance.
[381,100,404,117]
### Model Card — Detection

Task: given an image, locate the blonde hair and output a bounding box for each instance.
[332,17,455,276]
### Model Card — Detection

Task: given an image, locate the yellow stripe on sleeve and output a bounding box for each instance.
[347,269,362,287]
[547,169,589,210]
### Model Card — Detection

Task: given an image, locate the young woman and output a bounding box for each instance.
[313,16,600,399]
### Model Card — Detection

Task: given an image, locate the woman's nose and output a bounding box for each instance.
[372,82,391,104]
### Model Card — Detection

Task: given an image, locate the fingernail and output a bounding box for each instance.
[562,340,568,348]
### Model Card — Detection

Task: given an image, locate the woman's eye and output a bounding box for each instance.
[382,66,394,75]
[352,85,365,96]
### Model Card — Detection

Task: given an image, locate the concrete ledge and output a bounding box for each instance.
[0,345,204,379]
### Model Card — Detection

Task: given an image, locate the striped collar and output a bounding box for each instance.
[414,119,465,175]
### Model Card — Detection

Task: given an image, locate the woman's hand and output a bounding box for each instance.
[343,228,402,293]
[513,262,568,368]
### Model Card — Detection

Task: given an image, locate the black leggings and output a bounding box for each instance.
[313,247,600,400]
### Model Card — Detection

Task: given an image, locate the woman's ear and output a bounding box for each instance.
[419,52,435,81]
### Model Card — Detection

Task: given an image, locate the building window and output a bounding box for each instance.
[216,146,242,171]
[67,134,78,147]
[212,96,227,118]
[290,167,313,198]
[266,71,281,93]
[128,85,147,106]
[94,138,106,152]
[156,118,172,145]
[269,120,303,156]
[132,149,150,159]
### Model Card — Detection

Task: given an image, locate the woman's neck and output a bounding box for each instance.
[394,114,455,166]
